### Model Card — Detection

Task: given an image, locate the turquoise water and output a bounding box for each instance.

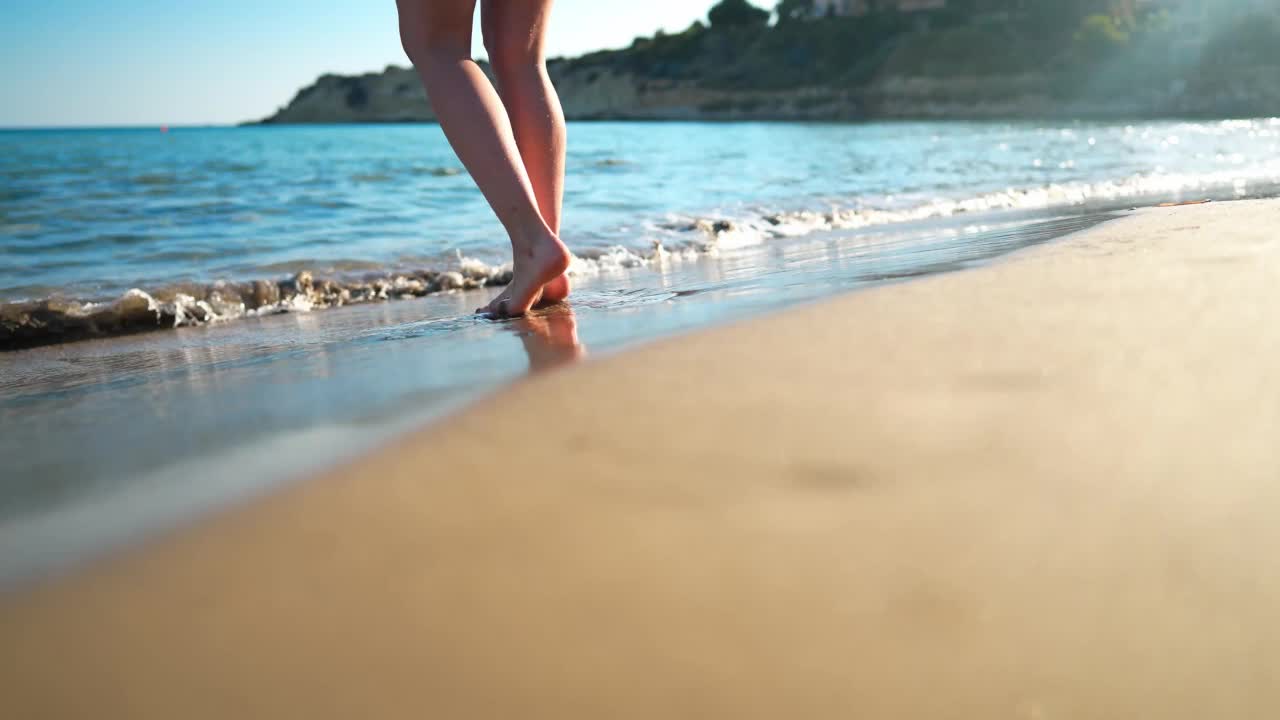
[4,120,1279,308]
[3,119,1280,586]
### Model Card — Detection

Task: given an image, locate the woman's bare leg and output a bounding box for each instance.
[482,0,570,304]
[396,0,569,317]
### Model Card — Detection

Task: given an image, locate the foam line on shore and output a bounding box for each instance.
[6,164,1274,350]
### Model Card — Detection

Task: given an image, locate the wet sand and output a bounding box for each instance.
[4,199,1280,718]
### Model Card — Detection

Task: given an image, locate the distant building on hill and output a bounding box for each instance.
[810,0,948,18]
[809,0,865,17]
[1134,0,1262,30]
[895,0,948,11]
[806,0,1270,25]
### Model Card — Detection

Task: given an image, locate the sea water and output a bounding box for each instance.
[2,119,1279,584]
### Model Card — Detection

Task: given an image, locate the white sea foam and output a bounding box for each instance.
[5,167,1278,350]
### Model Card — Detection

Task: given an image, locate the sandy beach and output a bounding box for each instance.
[4,199,1280,718]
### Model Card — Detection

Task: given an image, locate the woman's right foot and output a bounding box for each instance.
[477,271,567,316]
[478,229,571,318]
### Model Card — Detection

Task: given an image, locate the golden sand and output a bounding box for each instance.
[4,200,1280,718]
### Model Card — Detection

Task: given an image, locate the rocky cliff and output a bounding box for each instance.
[255,13,1280,124]
[258,62,870,124]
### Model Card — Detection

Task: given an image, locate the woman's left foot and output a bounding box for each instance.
[476,274,567,317]
[477,229,571,318]
[538,274,571,305]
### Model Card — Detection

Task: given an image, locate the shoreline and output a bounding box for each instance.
[246,110,1280,126]
[0,209,1118,590]
[5,199,1280,716]
[0,192,1122,352]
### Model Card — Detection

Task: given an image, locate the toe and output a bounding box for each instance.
[479,293,507,318]
[504,287,544,318]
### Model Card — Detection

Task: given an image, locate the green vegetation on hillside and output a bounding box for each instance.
[708,0,771,28]
[261,0,1280,123]
[560,0,1280,102]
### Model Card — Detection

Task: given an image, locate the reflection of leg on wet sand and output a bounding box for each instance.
[509,305,585,372]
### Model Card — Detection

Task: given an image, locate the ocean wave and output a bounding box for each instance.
[660,166,1272,248]
[630,165,1277,260]
[0,265,511,351]
[2,167,1272,351]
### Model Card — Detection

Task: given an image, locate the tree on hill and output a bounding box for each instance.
[776,0,815,24]
[708,0,771,29]
[1073,12,1131,59]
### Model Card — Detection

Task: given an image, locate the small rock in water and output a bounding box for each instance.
[695,218,735,235]
[438,271,465,290]
[115,290,158,324]
[250,280,280,308]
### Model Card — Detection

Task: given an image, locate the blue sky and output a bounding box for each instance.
[0,0,723,126]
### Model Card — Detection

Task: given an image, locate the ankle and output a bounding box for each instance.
[509,221,559,254]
